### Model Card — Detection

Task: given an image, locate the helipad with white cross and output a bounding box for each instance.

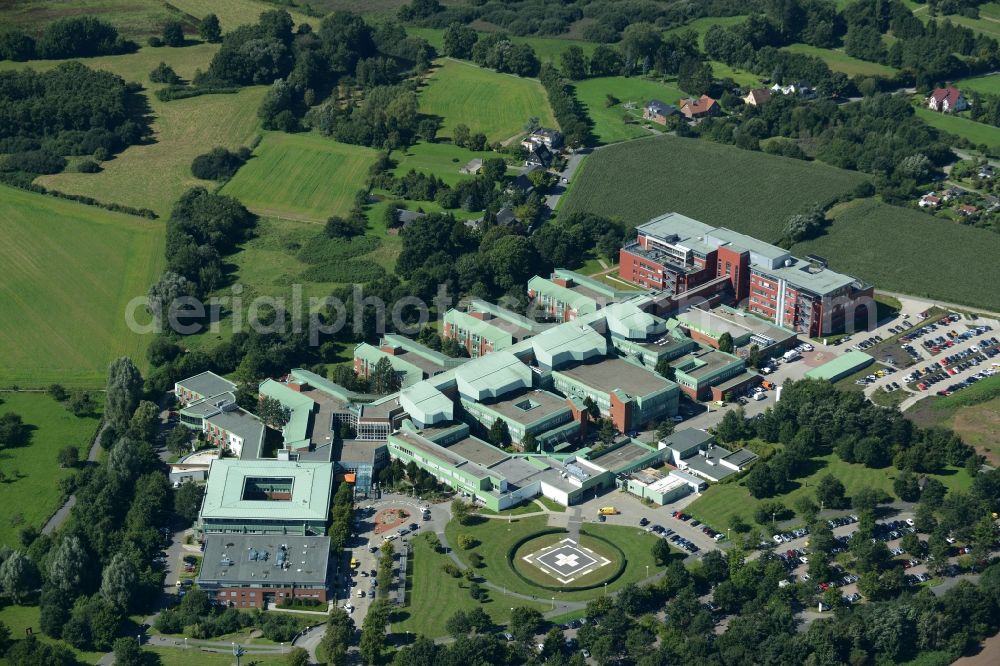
[521,537,612,584]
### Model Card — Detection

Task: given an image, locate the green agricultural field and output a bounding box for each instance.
[0,0,196,38]
[685,453,973,529]
[793,198,1000,312]
[574,76,685,144]
[419,58,556,144]
[222,132,379,222]
[559,134,868,240]
[0,393,101,546]
[915,107,1000,149]
[390,141,500,186]
[168,0,312,31]
[393,533,549,638]
[0,187,165,387]
[954,73,1000,95]
[444,516,664,602]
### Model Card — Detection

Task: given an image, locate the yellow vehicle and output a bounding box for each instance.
[598,507,619,516]
[350,556,359,569]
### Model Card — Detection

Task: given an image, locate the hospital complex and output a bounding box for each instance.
[173,212,871,606]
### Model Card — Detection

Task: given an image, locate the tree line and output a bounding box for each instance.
[0,16,134,61]
[400,0,748,44]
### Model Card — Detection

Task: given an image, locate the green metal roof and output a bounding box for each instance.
[553,269,623,299]
[530,323,607,369]
[354,342,424,387]
[455,351,532,400]
[528,275,599,314]
[468,299,549,332]
[289,368,356,402]
[399,381,454,425]
[258,379,315,447]
[445,309,517,346]
[200,459,334,522]
[804,351,874,381]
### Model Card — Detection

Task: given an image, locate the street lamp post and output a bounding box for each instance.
[645,565,649,579]
[603,582,608,596]
[551,596,555,610]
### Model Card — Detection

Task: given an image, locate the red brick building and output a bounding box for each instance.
[197,534,330,609]
[620,213,874,336]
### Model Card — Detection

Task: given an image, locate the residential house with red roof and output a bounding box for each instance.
[927,87,968,113]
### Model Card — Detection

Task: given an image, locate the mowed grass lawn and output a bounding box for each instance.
[0,187,164,387]
[444,516,664,602]
[393,533,549,638]
[560,134,868,240]
[793,198,1000,312]
[222,132,380,222]
[146,646,287,666]
[783,44,898,77]
[574,76,685,144]
[0,393,101,547]
[686,453,973,529]
[914,107,1000,149]
[419,58,556,143]
[391,141,501,186]
[0,44,266,217]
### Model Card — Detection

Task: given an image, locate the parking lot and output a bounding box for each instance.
[573,490,725,557]
[752,510,986,605]
[858,313,1000,404]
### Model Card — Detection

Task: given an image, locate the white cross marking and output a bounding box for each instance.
[554,553,580,568]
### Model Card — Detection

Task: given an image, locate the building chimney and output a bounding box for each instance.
[553,278,570,287]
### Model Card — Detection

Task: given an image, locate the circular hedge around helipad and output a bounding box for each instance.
[509,529,626,592]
